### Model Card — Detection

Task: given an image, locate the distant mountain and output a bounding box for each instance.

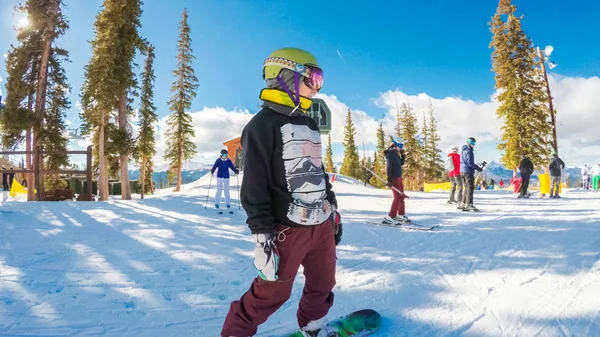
[128,161,211,188]
[480,161,582,185]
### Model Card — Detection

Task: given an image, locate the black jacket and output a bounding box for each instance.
[519,157,534,175]
[385,147,405,181]
[549,155,565,177]
[240,101,336,234]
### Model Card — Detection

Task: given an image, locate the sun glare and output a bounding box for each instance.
[17,16,30,29]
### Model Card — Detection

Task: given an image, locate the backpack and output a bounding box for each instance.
[445,156,455,172]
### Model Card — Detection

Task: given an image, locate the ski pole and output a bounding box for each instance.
[361,164,408,198]
[204,173,213,209]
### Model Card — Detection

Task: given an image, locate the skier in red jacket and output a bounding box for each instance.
[446,146,462,204]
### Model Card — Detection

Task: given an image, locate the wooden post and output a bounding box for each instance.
[86,146,93,198]
[34,145,42,201]
[537,47,558,153]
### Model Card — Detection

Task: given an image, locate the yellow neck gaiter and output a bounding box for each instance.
[259,88,312,112]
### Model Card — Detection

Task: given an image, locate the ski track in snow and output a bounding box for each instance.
[1,175,600,336]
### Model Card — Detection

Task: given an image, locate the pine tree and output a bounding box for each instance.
[42,47,70,172]
[324,134,335,173]
[80,0,143,201]
[1,18,39,201]
[339,109,362,179]
[490,0,552,171]
[398,103,423,190]
[372,122,386,188]
[135,44,158,199]
[424,101,444,182]
[421,111,430,182]
[165,8,198,192]
[0,0,69,200]
[369,152,384,187]
[364,156,373,185]
[142,158,155,194]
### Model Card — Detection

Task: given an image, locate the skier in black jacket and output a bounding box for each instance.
[518,155,534,198]
[548,150,565,198]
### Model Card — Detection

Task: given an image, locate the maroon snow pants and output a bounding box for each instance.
[221,219,337,337]
[388,177,406,217]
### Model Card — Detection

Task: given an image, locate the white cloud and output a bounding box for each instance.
[317,93,381,147]
[317,74,599,167]
[374,91,500,152]
[153,107,253,167]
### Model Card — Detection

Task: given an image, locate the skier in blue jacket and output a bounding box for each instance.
[459,137,484,211]
[211,149,239,211]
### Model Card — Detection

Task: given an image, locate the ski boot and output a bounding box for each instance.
[462,204,479,212]
[382,216,396,225]
[394,215,411,223]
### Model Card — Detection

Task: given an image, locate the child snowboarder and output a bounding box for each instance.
[221,48,341,337]
[210,149,239,212]
[383,137,410,224]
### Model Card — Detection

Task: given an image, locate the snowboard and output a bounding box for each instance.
[280,309,381,337]
[370,221,440,231]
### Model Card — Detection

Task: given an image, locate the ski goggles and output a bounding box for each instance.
[221,153,227,157]
[303,66,323,91]
[264,57,324,91]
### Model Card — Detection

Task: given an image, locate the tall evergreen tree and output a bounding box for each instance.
[398,103,423,190]
[369,152,384,187]
[421,111,430,181]
[1,0,69,200]
[324,133,335,173]
[339,109,361,179]
[425,102,444,182]
[1,17,39,200]
[80,0,143,201]
[136,44,158,199]
[42,48,70,172]
[370,122,386,188]
[164,8,198,192]
[490,0,551,170]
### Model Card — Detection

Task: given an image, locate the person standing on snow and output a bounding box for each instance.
[1,166,8,191]
[446,146,462,204]
[518,154,534,198]
[383,137,410,224]
[210,149,239,211]
[460,137,483,211]
[548,150,565,198]
[590,164,600,192]
[581,164,590,190]
[221,48,341,337]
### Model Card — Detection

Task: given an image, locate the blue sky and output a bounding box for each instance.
[1,0,599,166]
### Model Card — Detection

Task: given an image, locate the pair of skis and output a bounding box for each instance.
[369,219,440,231]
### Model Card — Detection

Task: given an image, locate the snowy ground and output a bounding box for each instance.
[1,174,599,336]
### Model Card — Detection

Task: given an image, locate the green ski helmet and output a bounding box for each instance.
[263,48,320,81]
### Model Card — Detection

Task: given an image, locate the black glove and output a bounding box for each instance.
[481,161,487,168]
[327,190,338,209]
[386,181,392,188]
[477,167,483,172]
[332,211,342,246]
[235,169,240,175]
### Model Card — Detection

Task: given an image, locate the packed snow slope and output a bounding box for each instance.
[1,173,600,336]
